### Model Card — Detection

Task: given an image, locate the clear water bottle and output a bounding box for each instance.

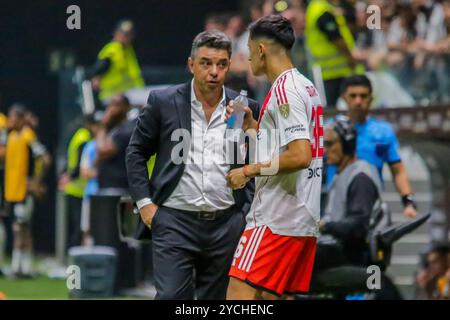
[226,90,248,141]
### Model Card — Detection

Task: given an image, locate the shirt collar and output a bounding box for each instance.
[272,68,295,86]
[190,79,226,108]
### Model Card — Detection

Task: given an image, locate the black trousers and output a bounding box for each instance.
[66,195,83,248]
[151,206,245,300]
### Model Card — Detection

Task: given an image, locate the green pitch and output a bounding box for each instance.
[0,276,68,300]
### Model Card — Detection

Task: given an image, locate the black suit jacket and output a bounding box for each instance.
[126,81,260,239]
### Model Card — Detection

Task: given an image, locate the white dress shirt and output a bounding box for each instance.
[137,80,235,212]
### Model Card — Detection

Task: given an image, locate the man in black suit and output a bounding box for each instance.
[126,30,259,300]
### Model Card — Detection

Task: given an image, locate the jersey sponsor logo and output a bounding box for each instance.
[285,124,306,134]
[279,103,290,118]
[308,167,322,179]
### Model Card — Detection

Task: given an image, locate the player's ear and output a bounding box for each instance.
[187,57,194,74]
[258,43,265,59]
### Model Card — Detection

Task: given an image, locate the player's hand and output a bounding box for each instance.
[403,205,417,219]
[227,167,250,190]
[225,101,257,132]
[139,203,159,229]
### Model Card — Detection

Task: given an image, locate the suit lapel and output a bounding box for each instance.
[175,82,192,134]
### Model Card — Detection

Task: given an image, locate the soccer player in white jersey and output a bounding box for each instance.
[226,14,324,299]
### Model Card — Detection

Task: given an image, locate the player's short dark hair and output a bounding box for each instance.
[248,14,295,50]
[190,31,232,58]
[340,75,373,95]
[9,103,27,118]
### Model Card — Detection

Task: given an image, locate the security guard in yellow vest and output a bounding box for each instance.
[90,20,145,104]
[305,0,364,107]
[62,115,97,247]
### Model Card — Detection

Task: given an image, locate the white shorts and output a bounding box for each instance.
[8,196,34,224]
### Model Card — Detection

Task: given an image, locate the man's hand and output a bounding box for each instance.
[91,77,101,91]
[403,205,417,219]
[225,101,257,132]
[58,173,70,191]
[318,220,327,232]
[227,167,250,190]
[28,179,47,200]
[139,203,159,228]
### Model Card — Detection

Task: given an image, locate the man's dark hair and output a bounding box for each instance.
[333,116,357,155]
[9,103,27,118]
[190,31,232,58]
[248,14,295,50]
[341,75,373,95]
[428,243,450,257]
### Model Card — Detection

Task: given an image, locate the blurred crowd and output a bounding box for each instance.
[206,0,450,106]
[415,244,450,299]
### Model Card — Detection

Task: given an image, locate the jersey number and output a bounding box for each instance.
[310,104,324,159]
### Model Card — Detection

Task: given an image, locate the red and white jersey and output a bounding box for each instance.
[246,68,323,237]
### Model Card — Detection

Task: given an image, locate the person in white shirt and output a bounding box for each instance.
[226,14,323,299]
[126,31,260,299]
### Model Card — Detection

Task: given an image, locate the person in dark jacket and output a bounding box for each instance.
[126,30,259,300]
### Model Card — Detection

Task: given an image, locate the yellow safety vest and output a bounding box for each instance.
[98,41,145,102]
[305,0,364,81]
[64,128,91,198]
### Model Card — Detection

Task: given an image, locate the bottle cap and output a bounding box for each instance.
[239,90,248,97]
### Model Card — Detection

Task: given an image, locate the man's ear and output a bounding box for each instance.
[258,43,265,57]
[368,95,374,108]
[187,57,194,74]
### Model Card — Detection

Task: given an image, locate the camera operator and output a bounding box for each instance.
[317,117,381,269]
[315,117,402,299]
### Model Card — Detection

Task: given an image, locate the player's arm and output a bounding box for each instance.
[385,128,417,218]
[227,86,313,189]
[389,161,412,195]
[389,161,417,218]
[30,139,51,179]
[227,139,311,189]
[29,139,51,197]
[248,139,311,176]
